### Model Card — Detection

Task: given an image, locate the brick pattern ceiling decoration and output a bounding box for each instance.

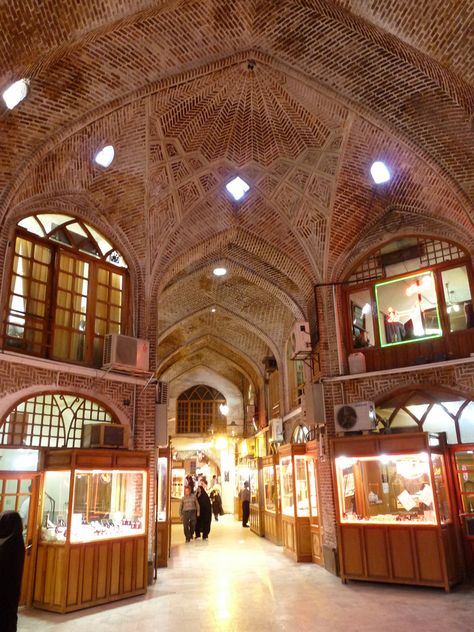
[0,0,472,399]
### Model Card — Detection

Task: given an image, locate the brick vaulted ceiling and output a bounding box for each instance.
[0,0,472,395]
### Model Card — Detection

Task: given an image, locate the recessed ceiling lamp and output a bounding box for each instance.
[370,161,391,184]
[94,145,115,168]
[225,176,249,201]
[213,267,227,276]
[211,307,217,313]
[2,79,29,109]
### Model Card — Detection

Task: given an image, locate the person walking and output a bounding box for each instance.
[209,478,223,521]
[195,478,212,539]
[0,511,25,632]
[239,480,250,527]
[179,486,200,543]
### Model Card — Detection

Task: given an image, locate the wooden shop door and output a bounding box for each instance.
[450,446,474,575]
[0,473,41,604]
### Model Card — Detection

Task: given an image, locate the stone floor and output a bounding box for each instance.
[18,515,474,631]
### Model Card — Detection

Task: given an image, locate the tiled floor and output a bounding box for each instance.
[19,515,474,631]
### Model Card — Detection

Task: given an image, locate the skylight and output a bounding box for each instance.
[2,79,29,109]
[226,176,249,201]
[370,161,391,184]
[213,267,227,277]
[94,145,115,168]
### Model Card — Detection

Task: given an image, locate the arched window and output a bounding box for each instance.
[376,387,474,444]
[3,214,129,367]
[291,424,309,444]
[0,393,119,448]
[345,236,473,350]
[176,385,226,434]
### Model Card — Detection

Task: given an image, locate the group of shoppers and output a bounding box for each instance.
[179,474,223,542]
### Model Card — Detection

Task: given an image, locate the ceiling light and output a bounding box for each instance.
[2,79,29,109]
[226,176,250,201]
[219,404,229,415]
[370,161,391,184]
[94,145,115,168]
[213,267,227,276]
[211,307,216,313]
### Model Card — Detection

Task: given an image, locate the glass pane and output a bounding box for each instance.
[36,214,73,234]
[335,454,437,524]
[308,461,318,518]
[71,470,146,542]
[280,457,294,516]
[349,289,374,348]
[431,454,451,523]
[459,403,474,443]
[157,457,168,521]
[441,266,473,332]
[18,216,44,236]
[263,466,276,512]
[295,456,309,516]
[375,271,441,346]
[249,461,258,504]
[454,452,474,512]
[422,405,458,444]
[41,471,70,543]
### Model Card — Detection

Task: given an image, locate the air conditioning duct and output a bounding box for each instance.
[334,401,376,433]
[102,334,149,371]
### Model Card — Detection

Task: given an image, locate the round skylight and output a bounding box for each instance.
[94,145,115,168]
[2,79,29,110]
[213,267,227,276]
[370,161,391,184]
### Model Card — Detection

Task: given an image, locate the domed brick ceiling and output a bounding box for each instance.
[0,0,472,398]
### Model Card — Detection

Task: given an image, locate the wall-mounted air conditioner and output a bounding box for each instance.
[290,321,311,358]
[155,381,169,405]
[334,401,376,433]
[102,334,149,371]
[269,417,284,443]
[81,423,129,448]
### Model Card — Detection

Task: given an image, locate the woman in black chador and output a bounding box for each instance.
[0,511,25,632]
[195,479,212,540]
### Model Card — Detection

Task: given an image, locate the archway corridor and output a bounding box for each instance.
[19,515,474,632]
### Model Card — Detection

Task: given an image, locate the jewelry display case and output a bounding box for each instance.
[305,440,323,565]
[278,443,312,562]
[170,462,185,523]
[262,453,281,545]
[33,448,149,613]
[155,447,170,569]
[333,432,461,590]
[249,457,264,536]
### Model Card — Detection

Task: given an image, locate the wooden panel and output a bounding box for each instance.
[66,546,81,607]
[340,526,365,578]
[96,543,109,599]
[114,454,149,468]
[311,525,323,565]
[364,528,390,578]
[44,452,73,468]
[75,453,113,468]
[155,522,169,567]
[295,519,312,562]
[387,527,416,581]
[382,434,427,454]
[333,437,377,458]
[109,541,121,596]
[415,528,444,583]
[81,545,95,603]
[135,537,146,591]
[282,517,295,553]
[122,539,134,594]
[33,545,46,603]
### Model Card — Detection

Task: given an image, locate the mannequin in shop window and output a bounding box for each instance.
[385,307,405,343]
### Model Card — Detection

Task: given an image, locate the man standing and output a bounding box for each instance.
[239,481,250,528]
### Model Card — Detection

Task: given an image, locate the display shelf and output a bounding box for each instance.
[262,453,282,546]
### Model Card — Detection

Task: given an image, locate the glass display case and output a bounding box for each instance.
[334,452,449,525]
[157,455,168,522]
[170,463,185,523]
[34,449,149,613]
[305,440,323,566]
[261,454,282,545]
[332,432,461,590]
[155,447,170,569]
[278,444,312,562]
[263,464,276,512]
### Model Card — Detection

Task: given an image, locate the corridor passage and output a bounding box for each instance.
[19,515,474,632]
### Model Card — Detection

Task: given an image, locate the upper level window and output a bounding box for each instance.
[176,385,227,434]
[3,214,129,367]
[346,236,473,350]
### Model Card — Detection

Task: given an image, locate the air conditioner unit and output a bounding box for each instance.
[155,381,169,405]
[102,334,149,371]
[262,356,278,372]
[269,417,284,443]
[290,321,311,357]
[81,423,129,449]
[334,401,376,433]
